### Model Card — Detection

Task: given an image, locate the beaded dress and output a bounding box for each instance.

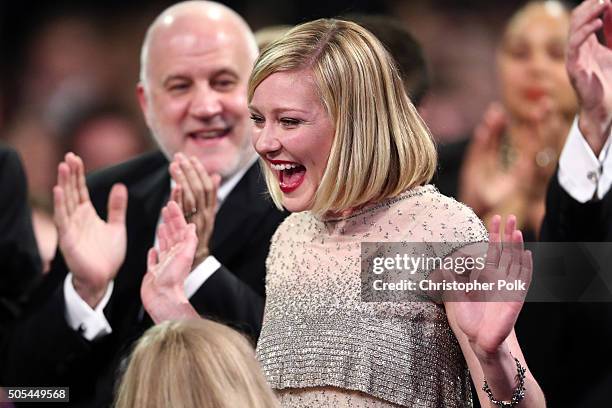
[256,185,488,407]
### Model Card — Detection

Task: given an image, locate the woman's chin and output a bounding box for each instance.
[282,200,310,213]
[281,192,314,213]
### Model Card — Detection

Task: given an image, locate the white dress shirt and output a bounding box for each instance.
[64,154,259,340]
[558,117,612,203]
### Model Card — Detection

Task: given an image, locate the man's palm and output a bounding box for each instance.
[53,154,128,301]
[59,200,127,290]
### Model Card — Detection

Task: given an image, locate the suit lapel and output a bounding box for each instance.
[210,163,270,253]
[104,154,170,331]
[127,161,170,269]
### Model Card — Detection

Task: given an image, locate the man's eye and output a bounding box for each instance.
[168,83,189,92]
[214,79,237,91]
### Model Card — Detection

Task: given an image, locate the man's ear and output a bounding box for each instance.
[136,82,151,128]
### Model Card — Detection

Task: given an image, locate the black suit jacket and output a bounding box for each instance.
[0,146,41,382]
[0,146,41,319]
[541,169,612,241]
[2,151,286,407]
[529,170,612,407]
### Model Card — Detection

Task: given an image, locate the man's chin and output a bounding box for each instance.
[170,142,253,179]
[197,156,241,179]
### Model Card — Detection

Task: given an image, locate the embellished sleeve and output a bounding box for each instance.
[398,190,489,281]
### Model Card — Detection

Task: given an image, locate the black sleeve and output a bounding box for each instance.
[0,147,42,315]
[540,169,611,242]
[0,252,107,396]
[0,283,94,386]
[188,209,285,340]
[536,169,612,406]
[0,147,45,384]
[189,265,264,340]
[0,252,129,407]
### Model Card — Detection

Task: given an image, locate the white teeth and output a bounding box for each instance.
[270,163,301,171]
[192,129,227,138]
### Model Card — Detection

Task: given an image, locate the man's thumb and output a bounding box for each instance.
[107,183,128,225]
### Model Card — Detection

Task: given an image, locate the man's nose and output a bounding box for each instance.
[189,84,222,119]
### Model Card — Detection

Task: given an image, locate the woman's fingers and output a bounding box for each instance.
[507,230,524,283]
[503,214,517,243]
[485,214,502,269]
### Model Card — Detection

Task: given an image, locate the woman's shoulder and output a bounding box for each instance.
[425,185,481,219]
[402,184,488,243]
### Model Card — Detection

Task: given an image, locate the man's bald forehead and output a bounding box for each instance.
[140,1,257,84]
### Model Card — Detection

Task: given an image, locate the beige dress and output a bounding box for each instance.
[256,185,488,407]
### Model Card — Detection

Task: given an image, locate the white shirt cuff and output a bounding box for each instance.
[63,273,113,341]
[184,256,221,299]
[558,117,612,203]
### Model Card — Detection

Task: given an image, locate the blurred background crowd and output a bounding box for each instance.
[3,0,610,406]
[0,0,577,267]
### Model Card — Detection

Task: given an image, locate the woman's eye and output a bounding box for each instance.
[547,44,566,61]
[508,47,530,60]
[280,118,300,127]
[250,114,264,124]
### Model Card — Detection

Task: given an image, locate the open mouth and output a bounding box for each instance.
[187,127,231,141]
[270,161,306,193]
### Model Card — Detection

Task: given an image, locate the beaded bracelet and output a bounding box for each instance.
[482,356,527,408]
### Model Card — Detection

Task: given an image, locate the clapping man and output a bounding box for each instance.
[3,2,285,406]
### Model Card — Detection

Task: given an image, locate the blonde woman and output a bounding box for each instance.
[115,318,278,408]
[142,19,545,407]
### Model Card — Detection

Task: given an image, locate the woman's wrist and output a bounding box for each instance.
[483,356,527,407]
[474,341,523,403]
[471,339,512,366]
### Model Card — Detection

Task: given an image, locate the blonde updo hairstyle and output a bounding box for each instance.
[248,19,437,216]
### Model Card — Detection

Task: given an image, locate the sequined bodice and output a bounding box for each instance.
[256,185,488,407]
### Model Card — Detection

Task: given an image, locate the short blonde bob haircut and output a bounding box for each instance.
[248,18,437,216]
[114,319,278,408]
